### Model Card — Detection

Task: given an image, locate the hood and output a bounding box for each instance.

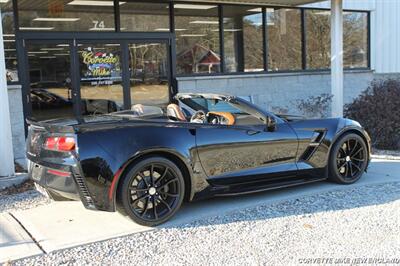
[275,113,306,122]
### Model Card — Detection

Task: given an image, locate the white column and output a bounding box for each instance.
[331,0,344,118]
[0,8,15,177]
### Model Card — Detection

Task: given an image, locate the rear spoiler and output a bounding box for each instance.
[26,118,77,134]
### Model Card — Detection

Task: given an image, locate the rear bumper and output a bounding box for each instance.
[28,160,96,209]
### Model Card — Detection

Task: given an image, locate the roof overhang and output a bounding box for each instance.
[173,0,326,7]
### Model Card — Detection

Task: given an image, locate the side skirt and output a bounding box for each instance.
[213,177,327,197]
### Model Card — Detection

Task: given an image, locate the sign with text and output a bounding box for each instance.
[81,47,120,79]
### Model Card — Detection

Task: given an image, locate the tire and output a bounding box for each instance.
[119,157,185,226]
[328,133,368,184]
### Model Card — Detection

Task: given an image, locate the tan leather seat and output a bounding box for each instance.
[167,104,187,121]
[208,111,235,125]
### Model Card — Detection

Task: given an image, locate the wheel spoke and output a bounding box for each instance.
[158,196,172,211]
[337,161,347,170]
[346,140,351,154]
[138,172,149,187]
[152,197,158,220]
[348,162,354,177]
[140,197,150,217]
[351,161,362,172]
[131,194,149,205]
[351,157,365,162]
[129,186,148,193]
[150,164,155,186]
[163,177,179,187]
[349,141,359,155]
[344,162,349,177]
[339,147,346,156]
[155,167,169,186]
[351,147,363,157]
[160,191,179,197]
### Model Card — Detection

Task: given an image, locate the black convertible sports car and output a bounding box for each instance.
[27,93,371,226]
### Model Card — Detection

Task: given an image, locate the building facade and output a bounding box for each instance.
[0,0,399,172]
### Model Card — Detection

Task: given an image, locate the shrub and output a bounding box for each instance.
[344,78,400,150]
[296,93,333,118]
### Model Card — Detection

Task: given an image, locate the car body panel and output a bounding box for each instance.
[26,93,371,214]
[195,122,298,185]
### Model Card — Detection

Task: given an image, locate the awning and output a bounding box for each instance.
[174,0,325,7]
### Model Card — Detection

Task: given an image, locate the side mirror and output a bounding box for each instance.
[266,116,277,132]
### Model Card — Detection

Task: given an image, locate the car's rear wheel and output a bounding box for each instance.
[328,133,368,184]
[119,157,185,226]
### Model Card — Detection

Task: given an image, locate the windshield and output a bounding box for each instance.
[180,97,246,114]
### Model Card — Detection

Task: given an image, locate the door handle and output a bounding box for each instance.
[246,130,260,136]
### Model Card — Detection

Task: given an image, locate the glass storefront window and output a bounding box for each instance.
[223,6,264,73]
[18,0,115,32]
[128,43,169,105]
[120,2,170,32]
[267,8,302,71]
[305,10,369,69]
[305,10,331,69]
[78,43,124,114]
[343,12,368,68]
[27,43,74,121]
[1,1,18,82]
[174,4,220,75]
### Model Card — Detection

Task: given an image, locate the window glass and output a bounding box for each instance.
[1,1,18,82]
[174,4,220,75]
[267,8,302,71]
[18,0,115,32]
[223,6,264,72]
[306,10,369,69]
[78,43,124,115]
[128,43,169,105]
[343,12,368,68]
[192,98,243,113]
[27,43,74,121]
[120,2,170,32]
[305,10,331,69]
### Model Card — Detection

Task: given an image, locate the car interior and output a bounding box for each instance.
[112,96,266,127]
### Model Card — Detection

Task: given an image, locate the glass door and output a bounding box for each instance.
[26,41,76,121]
[25,39,172,121]
[77,42,124,115]
[128,42,170,106]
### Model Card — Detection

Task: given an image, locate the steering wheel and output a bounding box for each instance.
[190,110,207,123]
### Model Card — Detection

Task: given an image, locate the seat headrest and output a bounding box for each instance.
[167,104,186,121]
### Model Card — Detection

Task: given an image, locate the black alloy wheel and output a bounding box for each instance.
[329,133,368,184]
[120,157,185,226]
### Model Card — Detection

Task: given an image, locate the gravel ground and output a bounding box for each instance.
[372,149,400,160]
[0,190,51,213]
[12,182,400,266]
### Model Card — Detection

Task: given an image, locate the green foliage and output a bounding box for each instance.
[345,79,400,150]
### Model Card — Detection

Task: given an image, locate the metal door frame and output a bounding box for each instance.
[18,32,175,121]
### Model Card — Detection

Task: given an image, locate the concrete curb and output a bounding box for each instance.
[0,174,29,190]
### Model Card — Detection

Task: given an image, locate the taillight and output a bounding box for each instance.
[45,136,76,152]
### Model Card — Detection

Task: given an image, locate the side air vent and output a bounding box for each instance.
[300,130,326,161]
[74,174,95,208]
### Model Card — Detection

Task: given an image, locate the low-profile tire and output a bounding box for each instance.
[119,157,185,226]
[328,133,368,184]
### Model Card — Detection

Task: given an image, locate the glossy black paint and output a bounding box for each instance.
[26,95,371,213]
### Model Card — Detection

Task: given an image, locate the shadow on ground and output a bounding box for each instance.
[162,159,400,229]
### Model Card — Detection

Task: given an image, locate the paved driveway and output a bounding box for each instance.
[1,158,399,263]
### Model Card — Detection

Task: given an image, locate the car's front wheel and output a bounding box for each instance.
[328,133,368,184]
[119,157,185,226]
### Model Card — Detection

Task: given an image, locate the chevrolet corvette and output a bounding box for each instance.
[27,93,371,226]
